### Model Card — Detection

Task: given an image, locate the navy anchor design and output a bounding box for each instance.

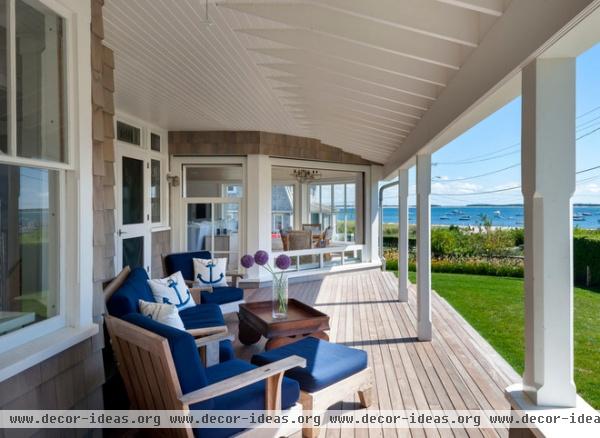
[197,260,225,285]
[161,278,191,308]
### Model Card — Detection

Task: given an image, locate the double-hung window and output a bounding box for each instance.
[0,0,79,353]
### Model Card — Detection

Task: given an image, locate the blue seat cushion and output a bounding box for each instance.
[164,251,211,282]
[106,267,155,318]
[251,337,368,393]
[200,287,244,305]
[121,313,213,410]
[179,304,225,330]
[192,359,300,438]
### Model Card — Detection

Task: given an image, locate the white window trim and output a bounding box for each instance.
[0,0,96,382]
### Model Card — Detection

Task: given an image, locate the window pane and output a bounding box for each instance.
[151,159,161,223]
[0,164,59,336]
[185,166,243,198]
[116,121,141,146]
[346,183,356,242]
[122,157,144,225]
[122,236,144,270]
[187,203,212,251]
[320,185,331,229]
[0,0,7,155]
[16,0,67,162]
[272,185,294,232]
[150,133,161,152]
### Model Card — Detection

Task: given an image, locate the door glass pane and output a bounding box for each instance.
[122,236,144,270]
[185,166,243,197]
[16,0,67,162]
[122,157,144,225]
[0,164,60,336]
[213,202,239,271]
[187,203,212,251]
[150,133,161,152]
[151,159,161,223]
[0,0,7,154]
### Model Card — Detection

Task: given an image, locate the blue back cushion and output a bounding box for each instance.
[164,251,211,282]
[106,267,154,318]
[121,313,213,409]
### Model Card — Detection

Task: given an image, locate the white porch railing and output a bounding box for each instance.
[272,243,365,273]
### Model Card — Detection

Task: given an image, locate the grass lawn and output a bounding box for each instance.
[405,271,600,409]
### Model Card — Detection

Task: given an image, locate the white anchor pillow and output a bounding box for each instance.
[138,299,185,330]
[193,258,229,288]
[147,271,195,311]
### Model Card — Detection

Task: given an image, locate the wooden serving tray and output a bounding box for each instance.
[239,299,330,340]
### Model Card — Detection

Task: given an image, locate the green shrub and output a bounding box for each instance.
[573,233,600,287]
[383,249,524,278]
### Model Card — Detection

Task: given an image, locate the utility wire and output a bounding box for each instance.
[432,108,600,167]
[433,163,520,182]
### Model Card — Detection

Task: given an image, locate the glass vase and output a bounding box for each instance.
[272,274,288,319]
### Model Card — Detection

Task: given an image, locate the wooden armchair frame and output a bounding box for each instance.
[105,315,306,438]
[103,266,227,366]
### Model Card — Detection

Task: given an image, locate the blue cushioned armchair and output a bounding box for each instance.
[104,266,234,365]
[162,251,245,314]
[105,313,305,438]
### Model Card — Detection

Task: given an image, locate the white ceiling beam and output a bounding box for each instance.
[265,74,431,111]
[280,95,420,126]
[315,0,481,47]
[226,3,466,69]
[310,115,408,141]
[256,57,442,100]
[384,0,599,177]
[283,101,417,130]
[436,0,505,16]
[319,131,398,152]
[319,130,400,152]
[273,85,426,120]
[250,42,450,87]
[313,121,405,146]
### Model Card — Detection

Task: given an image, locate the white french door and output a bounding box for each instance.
[183,198,242,273]
[116,146,151,272]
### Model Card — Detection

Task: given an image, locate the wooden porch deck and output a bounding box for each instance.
[229,269,520,438]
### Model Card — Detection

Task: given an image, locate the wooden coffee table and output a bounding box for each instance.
[238,299,330,350]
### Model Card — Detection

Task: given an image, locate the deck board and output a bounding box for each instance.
[229,270,519,438]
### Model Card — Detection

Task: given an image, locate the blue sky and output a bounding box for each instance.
[383,41,600,206]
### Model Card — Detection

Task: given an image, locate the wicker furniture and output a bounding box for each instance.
[287,230,312,250]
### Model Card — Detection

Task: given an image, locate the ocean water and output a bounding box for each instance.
[379,206,600,229]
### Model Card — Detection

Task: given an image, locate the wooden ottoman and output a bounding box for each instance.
[251,336,373,438]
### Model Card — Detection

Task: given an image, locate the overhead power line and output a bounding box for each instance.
[433,163,520,182]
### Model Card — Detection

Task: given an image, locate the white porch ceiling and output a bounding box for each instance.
[103,0,511,163]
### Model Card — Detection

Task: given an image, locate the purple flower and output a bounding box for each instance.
[275,254,291,270]
[240,254,254,269]
[254,250,269,266]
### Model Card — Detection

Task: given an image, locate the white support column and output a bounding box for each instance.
[521,58,576,407]
[245,154,272,283]
[416,153,432,341]
[368,165,382,265]
[398,168,409,302]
